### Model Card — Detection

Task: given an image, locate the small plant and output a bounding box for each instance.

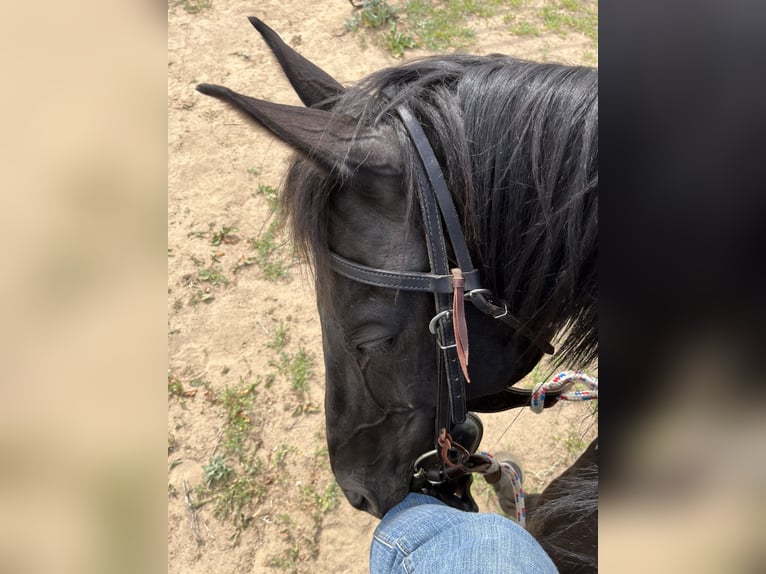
[197,264,229,285]
[168,372,184,397]
[188,288,214,305]
[266,543,301,571]
[247,221,291,280]
[211,225,239,246]
[506,17,541,37]
[273,443,297,465]
[192,377,268,543]
[346,0,399,31]
[203,454,234,487]
[256,184,280,212]
[172,0,212,14]
[267,320,289,351]
[286,348,315,396]
[213,475,265,522]
[188,229,207,239]
[300,480,340,517]
[218,379,259,461]
[271,346,316,403]
[384,26,415,58]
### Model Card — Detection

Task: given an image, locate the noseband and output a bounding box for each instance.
[328,105,560,457]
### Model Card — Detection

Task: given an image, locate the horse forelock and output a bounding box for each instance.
[281,54,598,367]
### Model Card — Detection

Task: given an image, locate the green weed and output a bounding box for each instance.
[167,372,184,397]
[197,265,229,285]
[265,322,318,413]
[247,221,290,280]
[274,443,297,465]
[345,0,399,32]
[203,454,234,487]
[213,475,265,521]
[403,0,477,51]
[346,0,504,56]
[188,288,214,305]
[500,0,599,46]
[345,0,597,57]
[266,544,301,571]
[172,0,212,14]
[267,320,290,351]
[218,379,259,462]
[192,377,267,543]
[271,347,316,402]
[256,184,280,212]
[299,480,340,518]
[211,225,239,246]
[506,18,541,37]
[384,26,415,58]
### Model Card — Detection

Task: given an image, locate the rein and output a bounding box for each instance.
[328,105,559,502]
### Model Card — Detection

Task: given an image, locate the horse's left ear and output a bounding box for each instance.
[197,83,398,179]
[248,17,344,109]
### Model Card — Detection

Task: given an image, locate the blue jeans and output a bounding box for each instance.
[370,493,558,574]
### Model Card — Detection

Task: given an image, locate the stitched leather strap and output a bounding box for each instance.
[397,106,475,272]
[328,252,482,293]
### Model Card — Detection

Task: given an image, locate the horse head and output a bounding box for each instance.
[198,18,598,518]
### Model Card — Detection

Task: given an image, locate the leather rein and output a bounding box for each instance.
[328,105,560,472]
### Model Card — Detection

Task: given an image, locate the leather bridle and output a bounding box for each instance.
[328,105,560,465]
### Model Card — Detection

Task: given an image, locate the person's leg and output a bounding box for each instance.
[370,493,558,574]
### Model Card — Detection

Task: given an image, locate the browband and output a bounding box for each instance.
[329,252,482,293]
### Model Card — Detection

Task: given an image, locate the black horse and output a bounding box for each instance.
[199,18,597,573]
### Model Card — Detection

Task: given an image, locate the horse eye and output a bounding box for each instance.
[356,336,395,352]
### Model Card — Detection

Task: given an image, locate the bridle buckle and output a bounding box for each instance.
[427,310,457,350]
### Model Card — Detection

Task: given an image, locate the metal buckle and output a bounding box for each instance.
[412,449,445,485]
[465,288,509,319]
[464,288,491,300]
[493,304,509,320]
[427,310,456,350]
[428,310,451,334]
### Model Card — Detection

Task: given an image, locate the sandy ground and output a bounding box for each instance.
[168,2,597,572]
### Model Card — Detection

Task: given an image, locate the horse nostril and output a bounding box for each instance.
[347,490,383,516]
[346,490,369,511]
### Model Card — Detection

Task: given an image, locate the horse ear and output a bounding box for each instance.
[196,83,398,178]
[248,17,344,109]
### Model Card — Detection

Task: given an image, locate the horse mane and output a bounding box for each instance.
[282,54,598,367]
[528,469,599,572]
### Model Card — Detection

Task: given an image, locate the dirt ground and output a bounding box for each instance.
[168,2,597,573]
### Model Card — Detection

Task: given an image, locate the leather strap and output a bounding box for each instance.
[328,252,482,293]
[451,268,470,383]
[397,106,475,272]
